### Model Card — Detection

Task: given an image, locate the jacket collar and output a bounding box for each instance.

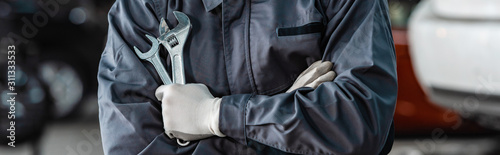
[202,0,222,12]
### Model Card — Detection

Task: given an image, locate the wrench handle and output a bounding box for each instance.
[171,54,186,84]
[149,54,172,85]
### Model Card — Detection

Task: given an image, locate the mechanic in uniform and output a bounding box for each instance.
[98,0,397,154]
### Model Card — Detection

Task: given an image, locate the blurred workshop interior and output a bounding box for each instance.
[1,0,499,154]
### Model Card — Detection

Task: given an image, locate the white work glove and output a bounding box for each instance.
[286,60,336,93]
[155,84,225,141]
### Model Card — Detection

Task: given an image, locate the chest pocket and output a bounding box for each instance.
[277,22,324,37]
[248,0,325,95]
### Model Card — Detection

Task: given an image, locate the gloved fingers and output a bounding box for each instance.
[286,61,334,93]
[190,83,211,93]
[305,71,336,89]
[157,84,202,101]
[285,86,297,93]
[296,60,323,79]
[300,61,333,84]
[315,61,333,76]
[165,131,175,139]
[155,85,169,101]
[168,130,213,141]
[286,77,314,93]
[287,61,333,92]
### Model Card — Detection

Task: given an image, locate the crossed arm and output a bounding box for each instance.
[98,0,397,154]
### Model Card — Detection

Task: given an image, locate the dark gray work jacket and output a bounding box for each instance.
[97,0,397,154]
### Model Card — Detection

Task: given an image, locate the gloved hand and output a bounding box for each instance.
[155,60,335,141]
[286,60,336,93]
[155,84,225,141]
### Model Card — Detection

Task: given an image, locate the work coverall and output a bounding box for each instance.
[97,0,397,154]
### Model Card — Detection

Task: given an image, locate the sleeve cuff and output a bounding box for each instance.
[219,94,252,145]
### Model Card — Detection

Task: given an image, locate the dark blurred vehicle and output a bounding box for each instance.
[0,0,113,146]
[1,0,113,118]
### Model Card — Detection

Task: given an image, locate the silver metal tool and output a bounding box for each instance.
[159,18,169,36]
[134,11,192,147]
[158,11,191,84]
[133,35,172,85]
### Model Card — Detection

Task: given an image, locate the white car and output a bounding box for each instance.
[408,0,500,129]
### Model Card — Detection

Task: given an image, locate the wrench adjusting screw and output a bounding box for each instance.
[166,35,179,48]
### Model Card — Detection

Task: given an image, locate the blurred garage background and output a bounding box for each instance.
[0,0,499,154]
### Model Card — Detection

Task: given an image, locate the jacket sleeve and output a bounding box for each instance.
[97,0,197,154]
[218,0,397,154]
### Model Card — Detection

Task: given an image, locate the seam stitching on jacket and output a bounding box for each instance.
[244,0,258,94]
[243,94,253,145]
[221,2,234,94]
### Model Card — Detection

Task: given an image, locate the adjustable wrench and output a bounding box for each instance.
[133,11,192,147]
[158,11,191,84]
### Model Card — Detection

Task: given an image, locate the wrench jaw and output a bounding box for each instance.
[134,34,160,59]
[158,11,191,49]
[172,11,191,33]
[134,34,173,85]
[158,11,192,84]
